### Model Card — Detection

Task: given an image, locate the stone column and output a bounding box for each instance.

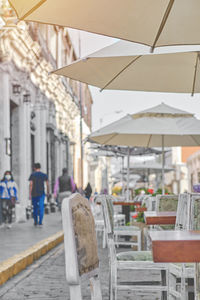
[0,71,11,174]
[15,101,31,222]
[34,104,47,172]
[55,137,60,180]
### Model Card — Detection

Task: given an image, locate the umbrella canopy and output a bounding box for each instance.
[89,144,163,157]
[112,162,174,175]
[89,103,200,147]
[8,0,200,49]
[89,103,200,194]
[53,41,200,95]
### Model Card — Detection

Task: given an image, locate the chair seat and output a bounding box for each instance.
[114,225,140,231]
[117,251,152,262]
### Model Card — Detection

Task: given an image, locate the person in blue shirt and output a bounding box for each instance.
[0,170,18,228]
[29,163,49,227]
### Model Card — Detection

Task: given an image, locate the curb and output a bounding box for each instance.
[0,231,64,286]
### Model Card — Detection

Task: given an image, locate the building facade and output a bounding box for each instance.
[187,150,200,192]
[0,2,93,221]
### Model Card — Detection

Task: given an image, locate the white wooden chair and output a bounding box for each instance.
[105,195,142,250]
[168,193,200,299]
[101,195,168,300]
[154,194,179,231]
[61,193,102,300]
[91,195,107,248]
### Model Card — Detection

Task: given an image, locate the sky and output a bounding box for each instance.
[68,29,200,132]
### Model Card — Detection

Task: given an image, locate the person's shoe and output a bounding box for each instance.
[38,223,43,228]
[7,224,12,229]
[34,221,38,226]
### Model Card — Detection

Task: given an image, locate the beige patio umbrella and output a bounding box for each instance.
[53,41,200,95]
[8,0,200,50]
[88,103,200,194]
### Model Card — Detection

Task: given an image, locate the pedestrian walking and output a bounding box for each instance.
[0,171,18,228]
[54,168,74,211]
[29,163,49,227]
[84,182,92,200]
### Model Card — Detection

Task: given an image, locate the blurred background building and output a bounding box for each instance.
[0,0,104,221]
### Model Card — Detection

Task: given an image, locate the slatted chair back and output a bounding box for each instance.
[141,195,155,211]
[105,195,115,232]
[175,193,191,230]
[101,195,117,261]
[62,193,102,300]
[156,194,179,212]
[188,193,200,230]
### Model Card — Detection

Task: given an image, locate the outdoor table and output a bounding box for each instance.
[113,201,141,206]
[113,202,142,223]
[144,211,176,225]
[149,230,200,299]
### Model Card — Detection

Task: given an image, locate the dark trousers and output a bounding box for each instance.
[0,200,3,225]
[32,194,45,225]
[2,199,14,224]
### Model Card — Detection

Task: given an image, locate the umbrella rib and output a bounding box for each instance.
[151,0,175,52]
[101,133,119,145]
[100,55,142,92]
[190,135,200,146]
[17,0,47,20]
[191,53,200,96]
[147,135,152,148]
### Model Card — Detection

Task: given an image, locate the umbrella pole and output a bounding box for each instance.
[127,147,130,201]
[162,135,165,195]
[121,156,125,197]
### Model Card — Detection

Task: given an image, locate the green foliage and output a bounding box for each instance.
[135,187,147,195]
[136,211,145,223]
[152,188,169,196]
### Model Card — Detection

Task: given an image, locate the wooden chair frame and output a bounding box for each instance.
[62,193,102,300]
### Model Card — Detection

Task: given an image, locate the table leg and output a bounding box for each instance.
[195,263,200,299]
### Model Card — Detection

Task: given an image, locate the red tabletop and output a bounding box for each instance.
[113,201,141,206]
[149,230,200,263]
[144,211,176,225]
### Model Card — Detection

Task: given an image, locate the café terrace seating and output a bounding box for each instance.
[105,195,142,250]
[61,192,200,300]
[101,195,168,300]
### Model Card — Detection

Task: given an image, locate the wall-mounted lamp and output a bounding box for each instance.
[5,138,11,156]
[23,93,31,103]
[12,84,21,95]
[31,111,36,119]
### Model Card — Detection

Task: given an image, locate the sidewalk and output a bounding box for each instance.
[0,211,64,285]
[0,211,63,263]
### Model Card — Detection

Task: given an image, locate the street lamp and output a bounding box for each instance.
[12,83,21,95]
[23,93,31,103]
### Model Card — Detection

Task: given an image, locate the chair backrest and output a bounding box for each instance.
[62,193,102,300]
[141,195,154,211]
[175,193,191,230]
[156,194,178,212]
[101,195,117,262]
[188,193,200,230]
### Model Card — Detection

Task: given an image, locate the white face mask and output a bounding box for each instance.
[5,175,11,181]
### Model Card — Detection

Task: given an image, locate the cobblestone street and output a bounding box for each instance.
[0,238,164,300]
[0,241,110,300]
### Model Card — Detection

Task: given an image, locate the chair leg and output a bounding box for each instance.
[69,285,82,300]
[137,232,141,251]
[181,264,186,299]
[161,270,168,300]
[90,275,102,300]
[102,228,107,248]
